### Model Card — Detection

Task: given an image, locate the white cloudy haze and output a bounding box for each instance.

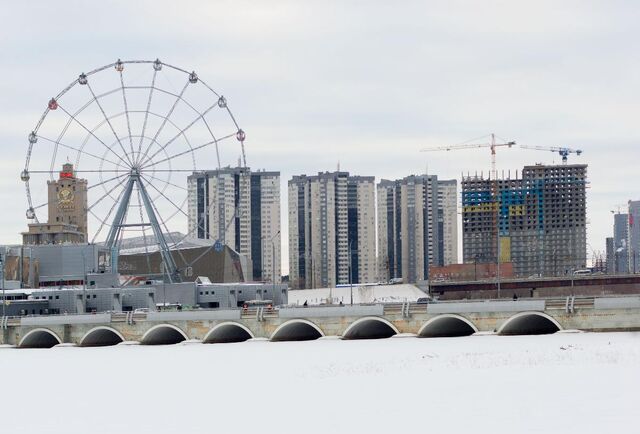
[1,1,639,272]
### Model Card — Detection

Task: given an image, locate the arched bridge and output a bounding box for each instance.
[2,296,640,348]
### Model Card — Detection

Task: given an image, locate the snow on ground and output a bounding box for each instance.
[288,283,427,305]
[1,332,639,434]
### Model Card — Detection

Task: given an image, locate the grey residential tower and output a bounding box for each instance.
[288,171,376,289]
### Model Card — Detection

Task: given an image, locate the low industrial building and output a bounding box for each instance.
[2,281,288,316]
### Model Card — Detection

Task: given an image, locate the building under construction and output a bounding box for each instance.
[462,164,587,277]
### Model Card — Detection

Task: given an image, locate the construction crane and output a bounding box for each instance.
[520,145,582,164]
[420,133,515,179]
[421,133,515,296]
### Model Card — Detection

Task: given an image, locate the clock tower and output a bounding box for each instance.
[47,163,88,238]
[22,163,89,245]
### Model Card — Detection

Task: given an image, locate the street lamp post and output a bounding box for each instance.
[161,261,166,310]
[474,254,478,281]
[269,230,281,301]
[81,251,87,313]
[496,231,501,299]
[348,239,353,305]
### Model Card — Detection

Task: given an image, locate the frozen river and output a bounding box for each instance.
[1,332,638,434]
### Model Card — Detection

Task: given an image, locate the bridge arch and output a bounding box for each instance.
[270,319,324,342]
[18,328,62,349]
[342,316,399,340]
[418,314,478,338]
[203,322,254,344]
[79,326,125,347]
[140,324,188,345]
[498,311,562,335]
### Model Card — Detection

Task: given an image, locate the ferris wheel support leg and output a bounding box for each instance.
[105,176,136,257]
[137,176,181,284]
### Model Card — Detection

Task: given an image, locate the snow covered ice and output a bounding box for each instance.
[1,332,638,434]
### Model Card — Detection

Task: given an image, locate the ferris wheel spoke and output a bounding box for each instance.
[87,172,128,191]
[88,176,128,212]
[28,169,124,174]
[141,132,236,170]
[139,101,218,168]
[57,104,132,168]
[137,80,190,166]
[137,69,159,160]
[90,180,129,244]
[36,134,123,169]
[30,201,48,211]
[118,71,136,158]
[125,85,220,169]
[140,174,189,218]
[144,173,188,191]
[186,207,245,268]
[85,82,134,167]
[141,184,189,266]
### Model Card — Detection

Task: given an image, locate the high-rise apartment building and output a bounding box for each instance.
[438,179,459,266]
[628,200,640,273]
[462,164,587,277]
[187,167,281,283]
[377,175,457,283]
[612,212,629,274]
[288,171,376,289]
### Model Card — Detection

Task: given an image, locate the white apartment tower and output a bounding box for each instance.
[377,175,457,283]
[188,167,281,283]
[288,172,376,289]
[438,179,459,266]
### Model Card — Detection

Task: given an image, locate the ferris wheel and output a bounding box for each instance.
[21,59,247,282]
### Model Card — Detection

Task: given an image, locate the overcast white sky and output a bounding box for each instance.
[1,1,639,272]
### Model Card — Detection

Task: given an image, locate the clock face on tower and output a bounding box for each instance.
[57,187,74,206]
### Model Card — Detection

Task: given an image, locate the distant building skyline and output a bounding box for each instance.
[605,200,640,275]
[1,2,639,277]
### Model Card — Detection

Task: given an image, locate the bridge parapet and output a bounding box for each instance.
[1,296,640,348]
[280,305,383,318]
[594,296,640,310]
[427,299,545,314]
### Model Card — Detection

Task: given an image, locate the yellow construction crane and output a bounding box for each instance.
[420,133,515,179]
[520,145,582,164]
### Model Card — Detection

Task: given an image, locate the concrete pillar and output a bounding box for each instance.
[147,293,156,310]
[63,324,72,343]
[75,294,84,314]
[113,293,122,311]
